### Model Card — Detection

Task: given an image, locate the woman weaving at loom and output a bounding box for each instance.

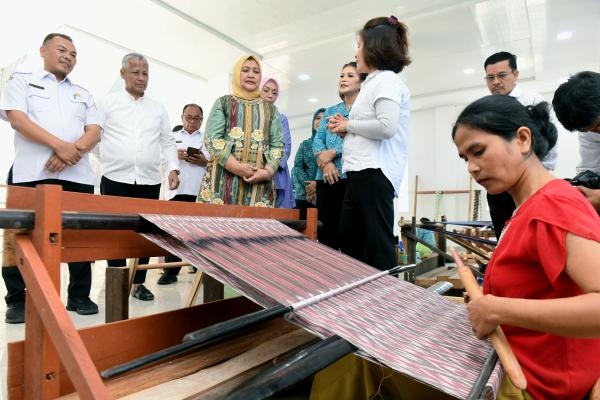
[453,95,600,399]
[197,55,284,207]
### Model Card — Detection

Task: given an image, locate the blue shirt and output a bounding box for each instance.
[312,102,350,180]
[292,137,318,200]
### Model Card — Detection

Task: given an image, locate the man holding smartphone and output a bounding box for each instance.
[159,103,209,284]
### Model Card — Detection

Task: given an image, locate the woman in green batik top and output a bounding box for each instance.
[198,55,284,207]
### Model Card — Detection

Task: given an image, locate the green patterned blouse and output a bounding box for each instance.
[198,95,284,207]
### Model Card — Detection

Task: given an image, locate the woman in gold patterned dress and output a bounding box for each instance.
[197,55,284,207]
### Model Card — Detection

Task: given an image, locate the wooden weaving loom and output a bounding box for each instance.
[3,184,318,399]
[4,184,502,399]
[118,215,502,399]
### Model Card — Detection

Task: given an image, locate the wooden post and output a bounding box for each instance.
[412,175,419,218]
[467,176,474,221]
[408,217,417,266]
[105,266,130,323]
[304,207,318,240]
[438,215,447,267]
[201,274,225,303]
[25,185,63,399]
[19,185,110,398]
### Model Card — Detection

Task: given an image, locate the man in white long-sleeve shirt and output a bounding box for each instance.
[553,71,600,212]
[98,53,179,301]
[483,51,559,239]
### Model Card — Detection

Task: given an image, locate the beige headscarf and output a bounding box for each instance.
[231,55,262,100]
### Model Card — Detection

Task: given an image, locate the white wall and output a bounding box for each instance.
[0,18,583,227]
[395,90,581,224]
[0,27,229,197]
[287,90,582,227]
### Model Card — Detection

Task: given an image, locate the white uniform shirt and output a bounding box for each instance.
[98,90,178,185]
[509,84,558,170]
[0,69,100,184]
[577,131,600,174]
[343,70,410,195]
[165,128,209,199]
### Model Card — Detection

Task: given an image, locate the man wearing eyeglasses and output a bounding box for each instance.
[158,103,209,285]
[483,51,558,239]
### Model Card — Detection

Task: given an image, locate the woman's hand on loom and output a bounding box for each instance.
[467,294,501,340]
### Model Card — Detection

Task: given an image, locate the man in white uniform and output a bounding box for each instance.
[98,53,179,301]
[483,51,558,239]
[0,33,101,323]
[158,103,208,284]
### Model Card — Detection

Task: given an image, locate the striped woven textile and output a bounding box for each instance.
[141,214,502,399]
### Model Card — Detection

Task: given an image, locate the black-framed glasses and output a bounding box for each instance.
[184,115,203,122]
[484,70,514,82]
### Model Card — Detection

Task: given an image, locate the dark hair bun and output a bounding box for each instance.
[527,102,557,154]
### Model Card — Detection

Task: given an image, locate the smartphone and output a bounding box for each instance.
[186,146,201,156]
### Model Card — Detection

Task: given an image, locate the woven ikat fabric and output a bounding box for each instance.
[141,214,502,399]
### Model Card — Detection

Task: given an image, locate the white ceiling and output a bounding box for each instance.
[1,0,599,120]
[153,0,600,118]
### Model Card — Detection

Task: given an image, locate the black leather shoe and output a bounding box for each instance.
[6,302,25,324]
[131,284,154,301]
[157,274,177,285]
[66,297,99,315]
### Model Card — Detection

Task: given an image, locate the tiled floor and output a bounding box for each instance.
[0,260,208,398]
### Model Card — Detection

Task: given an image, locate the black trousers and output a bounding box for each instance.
[3,168,94,305]
[316,179,347,250]
[163,194,197,276]
[100,176,161,284]
[294,199,316,220]
[339,169,396,271]
[486,191,516,239]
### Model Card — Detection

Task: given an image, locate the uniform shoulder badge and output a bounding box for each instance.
[8,71,31,81]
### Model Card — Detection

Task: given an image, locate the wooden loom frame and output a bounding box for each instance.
[4,184,318,399]
[412,175,481,221]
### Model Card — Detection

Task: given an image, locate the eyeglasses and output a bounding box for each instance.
[484,70,514,82]
[184,115,203,122]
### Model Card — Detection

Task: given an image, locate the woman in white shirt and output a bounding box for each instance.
[328,16,411,270]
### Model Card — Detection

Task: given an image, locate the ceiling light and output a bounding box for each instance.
[556,31,572,40]
[463,68,475,75]
[308,97,318,103]
[298,74,311,81]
